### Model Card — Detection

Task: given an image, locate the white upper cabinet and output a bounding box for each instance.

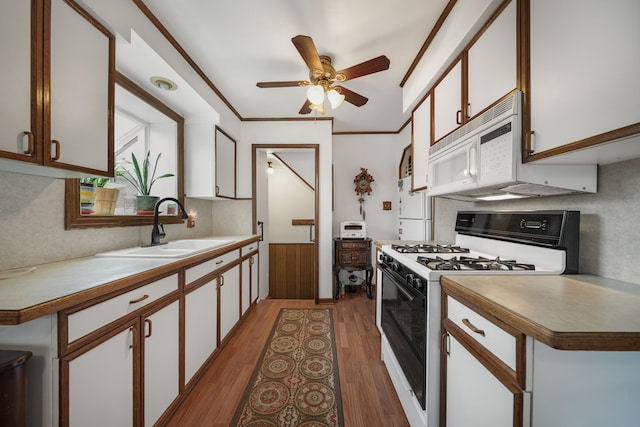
[467,0,517,117]
[0,0,114,178]
[0,0,33,164]
[412,95,431,190]
[433,60,463,142]
[185,124,237,199]
[527,0,640,162]
[48,0,112,174]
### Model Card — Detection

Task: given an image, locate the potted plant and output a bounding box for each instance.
[116,150,174,215]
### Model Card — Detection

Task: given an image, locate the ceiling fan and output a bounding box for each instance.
[256,35,390,114]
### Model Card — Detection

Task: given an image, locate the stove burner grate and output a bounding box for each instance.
[416,255,536,271]
[391,244,470,254]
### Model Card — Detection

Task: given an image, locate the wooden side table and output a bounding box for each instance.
[333,238,373,299]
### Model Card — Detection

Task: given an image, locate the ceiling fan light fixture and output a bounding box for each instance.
[307,84,325,105]
[310,102,325,114]
[327,89,345,109]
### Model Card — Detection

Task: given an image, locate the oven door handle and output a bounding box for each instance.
[379,264,424,304]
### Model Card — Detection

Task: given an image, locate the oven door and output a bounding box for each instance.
[379,263,426,409]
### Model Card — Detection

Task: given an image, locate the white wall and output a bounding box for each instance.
[332,127,410,241]
[268,158,315,243]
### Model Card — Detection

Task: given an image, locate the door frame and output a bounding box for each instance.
[252,144,320,304]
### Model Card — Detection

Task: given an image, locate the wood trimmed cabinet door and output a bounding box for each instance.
[441,294,530,427]
[0,0,114,177]
[62,319,137,426]
[526,0,640,160]
[142,300,180,427]
[218,264,241,344]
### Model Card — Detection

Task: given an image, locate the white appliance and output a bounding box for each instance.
[377,210,580,426]
[339,220,366,239]
[397,177,432,241]
[427,91,597,201]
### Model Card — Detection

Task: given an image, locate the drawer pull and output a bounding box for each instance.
[462,318,485,336]
[216,260,224,265]
[129,294,149,304]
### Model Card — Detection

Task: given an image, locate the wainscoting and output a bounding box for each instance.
[268,243,315,299]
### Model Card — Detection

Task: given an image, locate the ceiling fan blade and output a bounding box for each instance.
[336,55,390,81]
[291,35,323,76]
[256,81,306,88]
[335,86,368,107]
[299,99,312,114]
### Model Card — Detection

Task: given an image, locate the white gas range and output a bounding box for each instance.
[377,210,580,426]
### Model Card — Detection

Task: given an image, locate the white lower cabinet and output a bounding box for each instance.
[66,321,135,426]
[184,279,218,385]
[64,297,180,427]
[143,300,180,427]
[442,295,529,427]
[219,264,240,342]
[445,333,520,427]
[241,251,258,315]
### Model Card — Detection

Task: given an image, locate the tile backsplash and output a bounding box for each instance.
[0,170,214,270]
[434,157,640,284]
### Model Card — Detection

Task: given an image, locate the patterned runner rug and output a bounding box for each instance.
[232,308,344,426]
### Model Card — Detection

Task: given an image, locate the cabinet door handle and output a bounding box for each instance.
[129,326,136,349]
[51,140,61,161]
[442,332,450,356]
[129,294,149,304]
[456,109,462,125]
[23,131,34,155]
[526,130,536,155]
[144,319,152,338]
[250,256,254,265]
[462,318,485,336]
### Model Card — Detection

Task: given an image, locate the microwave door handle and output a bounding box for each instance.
[463,143,477,181]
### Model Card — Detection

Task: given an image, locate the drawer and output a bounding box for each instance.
[241,242,258,256]
[185,249,239,285]
[447,296,516,370]
[67,273,179,343]
[338,241,369,250]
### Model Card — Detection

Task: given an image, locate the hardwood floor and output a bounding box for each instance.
[166,288,409,426]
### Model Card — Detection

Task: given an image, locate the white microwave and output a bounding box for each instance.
[427,91,596,200]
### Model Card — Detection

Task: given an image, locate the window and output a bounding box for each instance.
[65,72,184,229]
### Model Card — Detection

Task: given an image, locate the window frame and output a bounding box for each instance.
[65,72,185,229]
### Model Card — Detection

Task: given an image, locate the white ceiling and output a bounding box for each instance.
[122,0,450,133]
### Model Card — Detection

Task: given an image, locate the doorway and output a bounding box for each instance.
[253,145,319,302]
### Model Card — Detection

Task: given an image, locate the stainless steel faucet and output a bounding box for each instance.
[150,197,189,246]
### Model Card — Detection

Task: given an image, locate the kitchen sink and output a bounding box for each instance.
[95,239,234,258]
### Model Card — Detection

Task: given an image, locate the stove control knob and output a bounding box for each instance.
[412,278,424,290]
[391,262,401,272]
[405,273,414,283]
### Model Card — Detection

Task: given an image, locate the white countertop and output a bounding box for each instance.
[0,235,257,325]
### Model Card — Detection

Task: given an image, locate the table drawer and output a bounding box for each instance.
[338,241,369,250]
[67,273,179,343]
[185,249,239,285]
[447,296,516,370]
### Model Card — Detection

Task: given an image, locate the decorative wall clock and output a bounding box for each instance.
[354,167,374,219]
